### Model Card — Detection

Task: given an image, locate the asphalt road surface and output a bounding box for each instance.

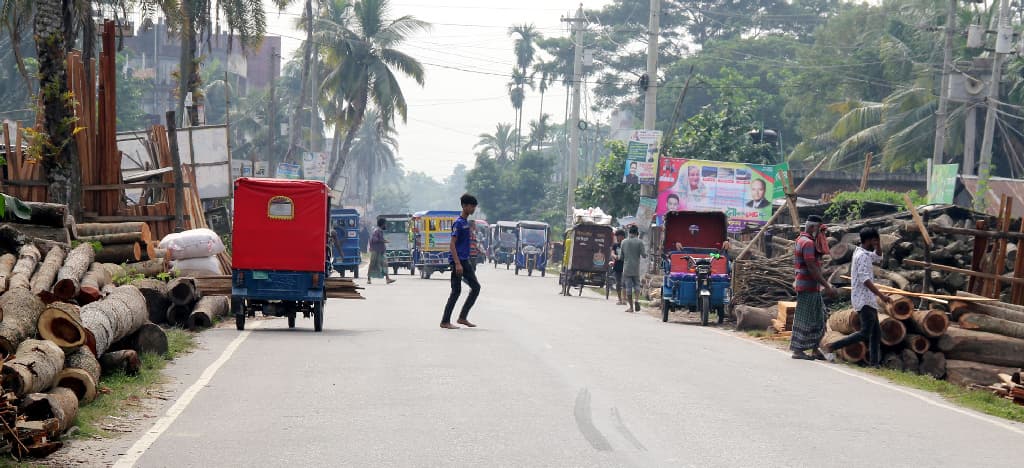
[109,265,1024,467]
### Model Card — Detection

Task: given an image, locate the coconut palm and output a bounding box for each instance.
[508,23,541,159]
[318,0,429,190]
[349,109,398,203]
[527,114,552,152]
[475,123,519,162]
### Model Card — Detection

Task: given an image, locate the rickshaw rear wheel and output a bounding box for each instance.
[661,300,670,323]
[716,306,726,324]
[235,313,245,330]
[313,301,324,332]
[287,314,296,329]
[353,268,360,279]
[699,296,711,326]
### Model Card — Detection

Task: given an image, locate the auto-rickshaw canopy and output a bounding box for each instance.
[233,177,328,272]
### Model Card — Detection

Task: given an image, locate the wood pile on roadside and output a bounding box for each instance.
[193,276,364,300]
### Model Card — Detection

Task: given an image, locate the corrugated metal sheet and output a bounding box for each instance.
[960,176,1024,218]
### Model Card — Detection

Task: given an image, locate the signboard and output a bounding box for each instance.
[656,158,788,233]
[636,197,658,233]
[928,163,958,205]
[428,232,452,249]
[254,161,270,177]
[622,130,661,185]
[569,225,612,271]
[276,162,301,179]
[302,152,329,182]
[231,160,253,178]
[623,160,656,185]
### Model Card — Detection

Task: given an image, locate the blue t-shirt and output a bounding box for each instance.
[451,216,471,261]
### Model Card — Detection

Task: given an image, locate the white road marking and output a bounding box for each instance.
[113,322,263,467]
[708,327,1024,437]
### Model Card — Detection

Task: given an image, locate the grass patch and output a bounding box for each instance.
[864,367,1024,423]
[746,329,769,338]
[74,329,196,439]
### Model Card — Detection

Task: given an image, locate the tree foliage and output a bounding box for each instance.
[575,141,640,219]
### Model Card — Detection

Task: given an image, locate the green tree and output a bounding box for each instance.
[508,23,541,159]
[666,103,778,165]
[350,109,398,203]
[117,52,151,132]
[575,141,640,219]
[475,123,518,162]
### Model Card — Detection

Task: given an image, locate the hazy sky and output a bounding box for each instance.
[266,0,616,180]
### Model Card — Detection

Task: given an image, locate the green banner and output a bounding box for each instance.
[928,164,958,205]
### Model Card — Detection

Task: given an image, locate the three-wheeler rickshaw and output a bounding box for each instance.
[412,210,459,279]
[330,208,362,278]
[472,219,490,264]
[378,213,414,275]
[491,221,517,269]
[515,221,550,276]
[559,223,613,297]
[660,211,731,326]
[231,178,328,331]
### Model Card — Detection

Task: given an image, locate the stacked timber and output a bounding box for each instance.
[77,222,156,264]
[193,276,364,300]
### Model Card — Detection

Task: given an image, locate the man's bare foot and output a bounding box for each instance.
[386,278,396,284]
[457,319,476,328]
[440,323,460,329]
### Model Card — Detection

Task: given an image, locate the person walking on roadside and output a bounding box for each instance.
[367,217,396,285]
[440,194,481,329]
[620,225,646,313]
[821,228,892,366]
[611,229,627,305]
[791,215,837,360]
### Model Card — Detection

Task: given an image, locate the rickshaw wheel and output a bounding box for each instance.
[313,301,324,332]
[699,296,711,326]
[716,306,726,324]
[541,269,545,278]
[528,268,533,277]
[410,264,416,275]
[661,301,670,323]
[393,266,399,275]
[236,313,245,330]
[353,268,360,279]
[515,267,519,275]
[287,314,296,329]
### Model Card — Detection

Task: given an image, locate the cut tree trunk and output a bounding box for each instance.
[0,339,65,397]
[0,252,16,292]
[20,387,78,432]
[883,295,914,320]
[938,327,1024,368]
[29,246,65,294]
[827,308,860,334]
[167,304,192,327]
[919,351,946,379]
[1,224,71,245]
[8,244,41,291]
[901,348,920,373]
[733,305,775,331]
[37,302,85,351]
[124,259,166,277]
[56,348,100,404]
[0,224,67,257]
[76,222,151,238]
[167,277,197,306]
[132,278,170,324]
[0,287,47,355]
[53,243,95,301]
[909,309,949,338]
[110,322,167,356]
[76,232,146,244]
[881,352,904,370]
[79,285,148,356]
[903,333,930,354]
[958,313,1024,340]
[830,242,854,264]
[875,269,910,291]
[955,291,1024,312]
[945,360,1018,387]
[99,349,141,376]
[949,300,1024,323]
[821,330,866,362]
[10,201,69,228]
[877,313,907,346]
[77,262,112,305]
[94,242,141,264]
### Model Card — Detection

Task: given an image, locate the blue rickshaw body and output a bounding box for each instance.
[514,221,550,276]
[330,208,362,277]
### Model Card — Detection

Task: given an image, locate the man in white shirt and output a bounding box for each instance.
[821,228,892,366]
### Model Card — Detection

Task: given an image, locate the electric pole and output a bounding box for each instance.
[268,47,278,167]
[641,0,660,199]
[563,5,586,228]
[310,0,320,154]
[975,0,1011,212]
[931,0,956,181]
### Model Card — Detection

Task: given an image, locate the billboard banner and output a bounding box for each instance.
[656,158,788,233]
[276,162,301,179]
[302,152,329,182]
[623,160,656,185]
[622,130,661,185]
[927,163,958,205]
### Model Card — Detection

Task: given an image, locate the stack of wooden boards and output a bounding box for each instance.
[193,276,364,300]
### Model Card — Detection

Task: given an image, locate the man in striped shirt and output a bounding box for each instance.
[791,215,837,360]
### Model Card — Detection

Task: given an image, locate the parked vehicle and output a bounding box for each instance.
[330,208,362,278]
[660,211,731,325]
[559,223,614,297]
[515,221,550,276]
[412,210,459,279]
[378,213,414,275]
[491,221,517,269]
[472,219,489,264]
[231,178,328,331]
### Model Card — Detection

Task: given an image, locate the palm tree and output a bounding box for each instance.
[508,23,541,159]
[475,123,518,162]
[527,114,551,152]
[507,67,531,153]
[350,109,398,204]
[531,59,556,149]
[318,0,429,190]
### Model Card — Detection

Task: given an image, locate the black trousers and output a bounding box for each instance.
[442,259,481,323]
[830,305,881,365]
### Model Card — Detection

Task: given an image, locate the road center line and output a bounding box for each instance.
[707,327,1024,437]
[113,322,263,467]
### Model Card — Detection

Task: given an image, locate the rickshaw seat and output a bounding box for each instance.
[668,253,728,275]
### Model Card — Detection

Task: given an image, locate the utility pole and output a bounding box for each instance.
[268,47,278,167]
[310,0,320,154]
[975,0,1011,212]
[640,0,660,199]
[563,5,586,227]
[931,0,956,184]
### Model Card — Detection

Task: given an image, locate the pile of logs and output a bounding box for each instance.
[77,222,158,264]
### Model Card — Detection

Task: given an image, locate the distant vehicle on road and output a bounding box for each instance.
[378,213,414,275]
[412,210,459,279]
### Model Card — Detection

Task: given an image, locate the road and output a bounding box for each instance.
[108,265,1023,467]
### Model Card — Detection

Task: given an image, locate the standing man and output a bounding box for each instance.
[440,194,481,330]
[620,225,646,313]
[367,217,396,285]
[822,228,892,366]
[791,215,837,360]
[611,229,626,306]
